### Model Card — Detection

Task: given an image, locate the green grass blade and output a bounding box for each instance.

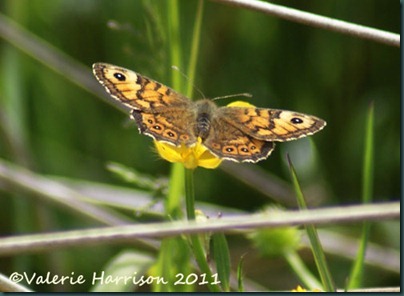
[361,102,375,204]
[347,102,374,289]
[212,232,231,291]
[154,1,188,291]
[181,2,222,292]
[288,155,335,292]
[284,251,323,290]
[166,163,184,218]
[186,0,204,98]
[165,0,186,218]
[167,0,182,92]
[237,254,246,292]
[154,237,191,292]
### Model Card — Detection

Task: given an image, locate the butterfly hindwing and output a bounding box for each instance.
[203,117,275,163]
[131,109,197,146]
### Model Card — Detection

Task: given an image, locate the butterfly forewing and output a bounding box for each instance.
[92,63,190,112]
[217,106,326,142]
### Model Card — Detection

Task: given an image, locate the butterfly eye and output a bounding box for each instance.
[291,117,304,124]
[113,72,126,81]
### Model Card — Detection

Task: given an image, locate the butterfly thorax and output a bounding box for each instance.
[194,99,217,140]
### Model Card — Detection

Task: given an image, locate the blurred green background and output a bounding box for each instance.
[0,0,399,292]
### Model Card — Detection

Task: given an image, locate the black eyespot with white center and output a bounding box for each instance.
[291,117,304,124]
[113,72,126,81]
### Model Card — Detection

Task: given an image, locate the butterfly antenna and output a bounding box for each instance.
[212,93,253,101]
[171,65,205,99]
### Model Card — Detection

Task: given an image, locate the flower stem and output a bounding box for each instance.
[184,169,222,292]
[185,169,195,220]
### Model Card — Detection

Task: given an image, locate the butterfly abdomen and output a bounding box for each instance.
[196,113,211,140]
[195,100,217,140]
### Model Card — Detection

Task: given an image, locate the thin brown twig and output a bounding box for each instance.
[210,0,400,47]
[338,287,400,293]
[0,159,131,226]
[0,273,32,292]
[0,13,130,113]
[0,158,160,253]
[0,201,399,256]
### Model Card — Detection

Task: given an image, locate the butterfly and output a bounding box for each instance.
[92,63,326,163]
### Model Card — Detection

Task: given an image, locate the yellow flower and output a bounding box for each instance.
[154,101,254,169]
[154,137,222,169]
[226,100,255,108]
[291,285,322,292]
[292,286,307,292]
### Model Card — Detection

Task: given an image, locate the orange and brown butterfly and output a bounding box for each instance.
[92,63,326,165]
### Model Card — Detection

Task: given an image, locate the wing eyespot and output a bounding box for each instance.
[291,117,304,124]
[113,72,126,81]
